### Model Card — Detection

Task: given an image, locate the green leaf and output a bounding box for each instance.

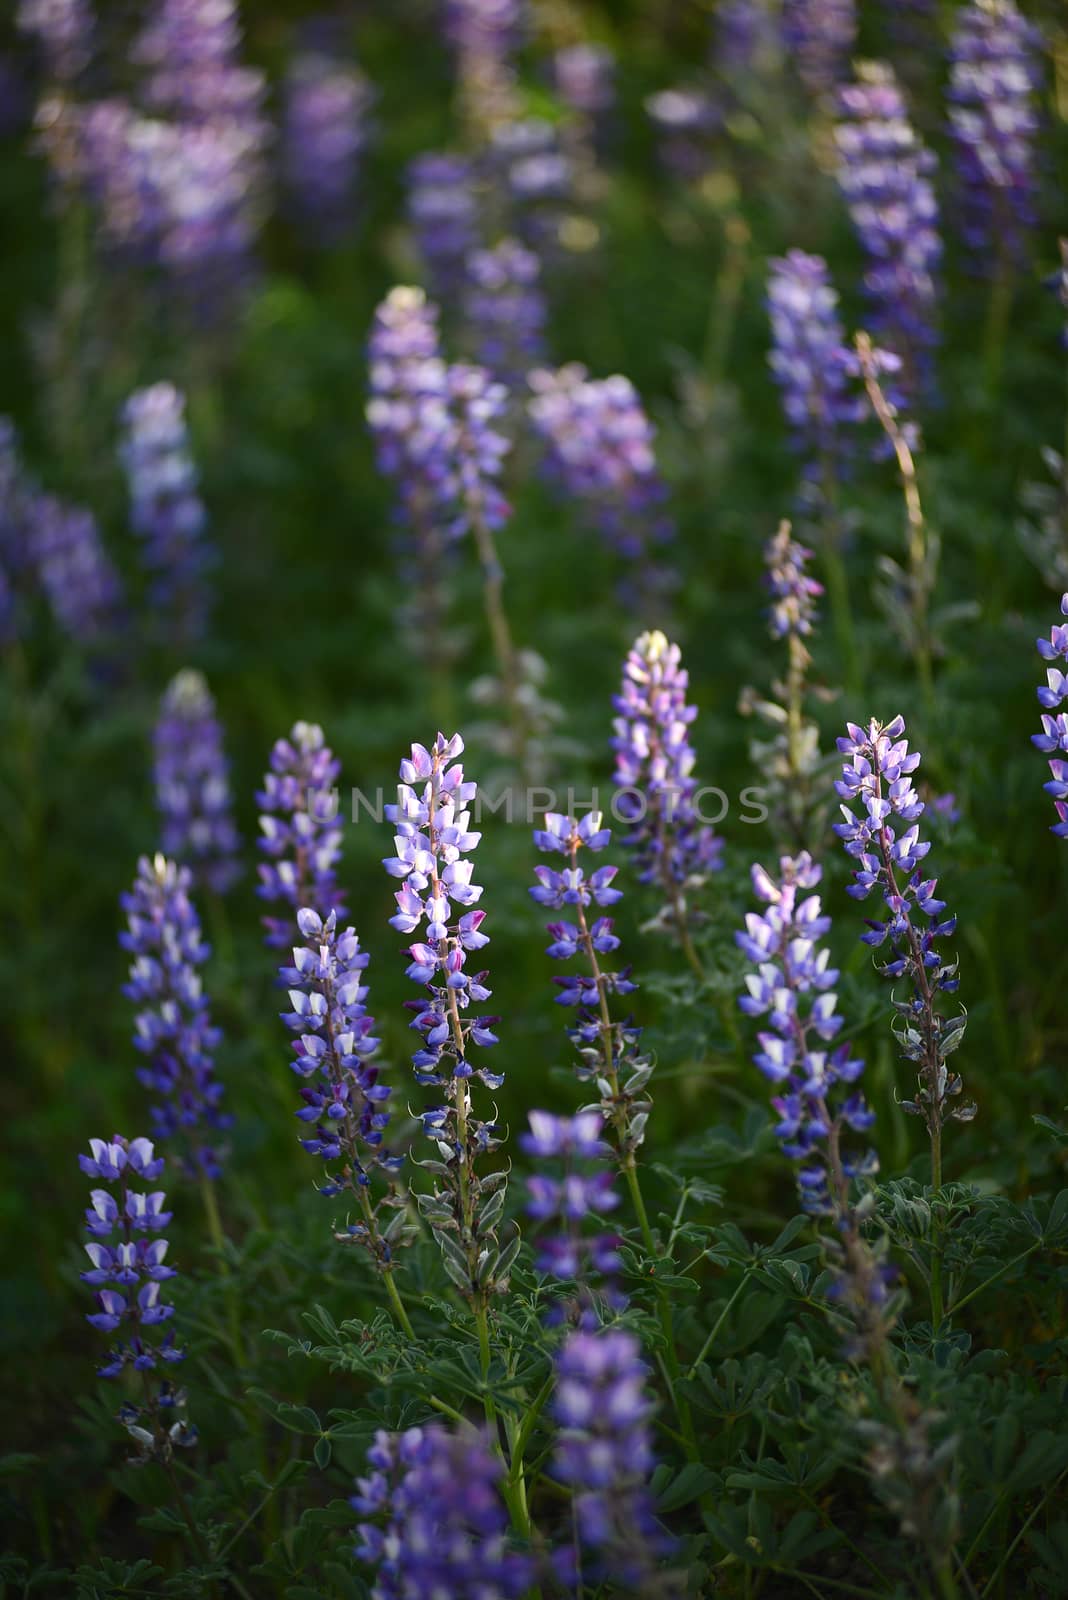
[313,1434,333,1470]
[655,1463,720,1512]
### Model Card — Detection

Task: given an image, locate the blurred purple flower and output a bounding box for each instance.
[154,670,242,894]
[282,50,374,243]
[257,721,346,948]
[783,0,856,95]
[463,237,546,386]
[1033,592,1068,840]
[30,493,123,646]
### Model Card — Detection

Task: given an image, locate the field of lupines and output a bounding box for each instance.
[2,0,1068,1595]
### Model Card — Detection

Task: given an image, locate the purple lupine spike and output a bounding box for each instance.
[463,238,547,387]
[119,383,213,646]
[714,0,779,82]
[834,63,942,396]
[948,0,1042,274]
[444,0,523,132]
[520,1109,621,1322]
[489,117,573,253]
[551,1328,671,1586]
[30,493,124,646]
[736,853,877,1208]
[834,717,973,1130]
[764,521,823,641]
[612,631,723,937]
[645,86,719,182]
[1033,593,1068,839]
[257,721,345,948]
[79,1134,196,1460]
[154,670,242,895]
[783,0,857,96]
[406,152,480,300]
[527,364,674,597]
[120,854,229,1178]
[767,251,864,478]
[133,0,267,131]
[16,0,93,80]
[353,1423,533,1599]
[282,50,374,244]
[552,42,615,118]
[443,362,511,538]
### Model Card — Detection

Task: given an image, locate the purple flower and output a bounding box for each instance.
[520,1109,621,1318]
[552,43,615,117]
[16,0,93,80]
[443,362,511,537]
[463,238,547,387]
[764,521,823,641]
[133,0,267,133]
[645,86,719,182]
[612,630,723,932]
[783,0,857,95]
[154,670,242,895]
[406,152,479,300]
[352,1423,532,1600]
[834,717,973,1130]
[489,118,573,251]
[1033,592,1068,840]
[120,854,228,1178]
[835,63,942,396]
[282,51,374,243]
[767,251,864,477]
[30,493,123,646]
[119,383,212,646]
[948,0,1042,273]
[552,1328,671,1585]
[714,1,779,82]
[257,721,345,948]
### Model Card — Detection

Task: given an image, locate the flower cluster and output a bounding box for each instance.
[528,364,674,593]
[80,1135,195,1461]
[530,812,652,1160]
[353,1424,532,1600]
[154,670,242,895]
[765,521,823,642]
[1033,593,1068,840]
[737,854,876,1208]
[783,0,857,96]
[645,86,719,182]
[282,51,374,243]
[257,721,346,948]
[835,717,972,1130]
[16,0,92,81]
[120,854,228,1178]
[406,152,479,299]
[490,118,573,253]
[612,630,723,936]
[520,1109,621,1320]
[553,42,615,119]
[280,908,408,1265]
[948,0,1042,272]
[552,1329,670,1587]
[767,250,863,479]
[463,237,546,387]
[835,63,941,394]
[384,734,515,1303]
[715,0,779,84]
[119,383,212,647]
[30,493,124,647]
[134,0,267,131]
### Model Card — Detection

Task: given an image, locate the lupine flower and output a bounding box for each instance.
[552,1328,670,1586]
[948,0,1042,273]
[783,0,857,96]
[645,86,719,182]
[16,0,93,80]
[612,630,723,939]
[119,383,212,647]
[134,0,267,133]
[714,0,779,82]
[530,812,652,1163]
[444,361,511,539]
[154,670,242,894]
[30,493,123,646]
[444,0,524,133]
[765,521,823,641]
[353,1423,532,1599]
[767,251,863,479]
[528,364,674,595]
[1033,593,1068,840]
[520,1109,621,1320]
[406,152,479,299]
[282,51,374,243]
[463,237,546,386]
[490,118,573,251]
[257,721,345,948]
[552,43,615,118]
[120,853,228,1178]
[280,908,408,1265]
[79,1134,196,1460]
[835,63,941,394]
[383,734,515,1303]
[835,717,973,1131]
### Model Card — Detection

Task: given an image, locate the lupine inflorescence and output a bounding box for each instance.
[120,853,228,1178]
[835,717,973,1133]
[612,630,723,945]
[154,670,242,895]
[80,1135,196,1461]
[520,1109,621,1321]
[948,0,1042,273]
[17,0,92,81]
[406,152,479,299]
[282,51,374,242]
[384,734,515,1304]
[1033,593,1068,840]
[257,721,345,948]
[463,237,546,387]
[119,383,212,646]
[783,0,857,96]
[30,493,124,647]
[767,250,863,481]
[353,1423,532,1599]
[552,1328,670,1587]
[835,63,941,394]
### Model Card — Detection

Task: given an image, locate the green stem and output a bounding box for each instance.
[686,1270,752,1379]
[200,1176,246,1367]
[929,1129,944,1330]
[949,1243,1041,1319]
[382,1267,416,1340]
